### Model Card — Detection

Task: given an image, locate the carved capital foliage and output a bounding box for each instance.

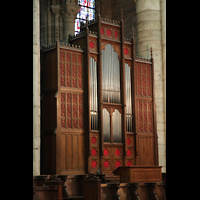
[61,3,81,19]
[51,5,61,17]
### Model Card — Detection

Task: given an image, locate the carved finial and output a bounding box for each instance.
[150,47,153,58]
[121,8,123,20]
[132,26,134,38]
[98,1,100,15]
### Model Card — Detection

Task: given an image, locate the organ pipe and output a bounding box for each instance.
[90,57,98,130]
[125,63,133,132]
[103,108,110,142]
[113,109,122,143]
[102,44,121,103]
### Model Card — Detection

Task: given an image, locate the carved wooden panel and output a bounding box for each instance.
[136,100,153,134]
[61,92,83,129]
[135,63,152,97]
[100,24,120,41]
[89,37,97,53]
[101,41,121,60]
[60,50,82,89]
[125,134,135,166]
[102,146,123,173]
[124,44,132,59]
[89,132,100,173]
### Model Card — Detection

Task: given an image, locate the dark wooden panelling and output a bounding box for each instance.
[60,133,85,172]
[138,136,155,166]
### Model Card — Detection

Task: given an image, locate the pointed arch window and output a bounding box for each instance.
[75,0,95,35]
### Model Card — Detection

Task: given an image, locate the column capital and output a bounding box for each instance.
[61,3,81,19]
[51,5,61,17]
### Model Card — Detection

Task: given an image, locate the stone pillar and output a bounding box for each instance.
[33,0,40,176]
[161,0,166,169]
[51,5,61,41]
[136,0,166,172]
[61,3,80,42]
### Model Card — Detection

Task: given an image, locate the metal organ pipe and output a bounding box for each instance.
[102,44,120,103]
[103,108,110,142]
[113,109,122,143]
[125,63,133,132]
[90,57,98,130]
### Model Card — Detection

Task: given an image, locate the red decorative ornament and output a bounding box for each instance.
[114,31,118,38]
[79,105,83,118]
[78,54,82,64]
[79,94,83,104]
[61,119,65,128]
[115,160,121,168]
[101,28,104,35]
[115,149,121,157]
[91,160,97,168]
[78,65,82,78]
[61,77,65,86]
[73,94,77,103]
[104,149,109,157]
[124,48,129,55]
[72,79,77,88]
[91,136,97,144]
[60,63,64,76]
[127,138,132,146]
[89,41,95,49]
[91,148,97,156]
[61,93,65,102]
[104,160,109,168]
[127,149,132,157]
[67,95,71,104]
[127,160,132,166]
[66,64,70,77]
[61,105,65,117]
[66,53,70,62]
[73,119,78,128]
[106,29,112,36]
[79,120,83,129]
[60,52,64,61]
[78,79,82,88]
[67,119,72,128]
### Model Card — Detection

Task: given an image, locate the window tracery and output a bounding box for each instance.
[75,0,95,34]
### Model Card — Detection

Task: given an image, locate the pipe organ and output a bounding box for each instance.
[41,10,159,177]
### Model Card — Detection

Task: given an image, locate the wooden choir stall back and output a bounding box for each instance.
[41,10,161,181]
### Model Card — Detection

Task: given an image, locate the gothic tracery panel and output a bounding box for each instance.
[136,63,152,97]
[60,50,82,89]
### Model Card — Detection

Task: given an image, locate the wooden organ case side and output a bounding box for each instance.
[41,42,86,175]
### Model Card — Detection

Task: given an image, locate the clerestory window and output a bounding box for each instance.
[75,0,95,35]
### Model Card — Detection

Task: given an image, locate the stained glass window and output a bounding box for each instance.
[75,0,95,35]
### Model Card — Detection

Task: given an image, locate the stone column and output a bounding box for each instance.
[135,0,166,172]
[161,0,166,165]
[33,0,40,176]
[51,5,61,41]
[61,3,80,42]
